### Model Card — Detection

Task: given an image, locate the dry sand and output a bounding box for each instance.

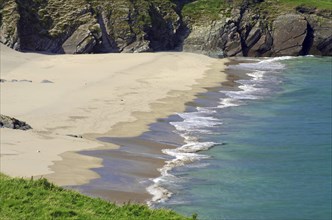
[0,44,227,186]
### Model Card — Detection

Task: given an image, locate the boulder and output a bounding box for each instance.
[0,114,32,130]
[62,23,101,54]
[306,15,332,56]
[272,14,308,56]
[122,40,151,53]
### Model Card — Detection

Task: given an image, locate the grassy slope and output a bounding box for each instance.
[0,174,193,220]
[278,0,332,10]
[182,0,332,23]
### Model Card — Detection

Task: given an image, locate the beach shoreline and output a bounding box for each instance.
[75,59,249,205]
[0,44,228,190]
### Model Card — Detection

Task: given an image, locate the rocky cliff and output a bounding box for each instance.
[0,0,331,56]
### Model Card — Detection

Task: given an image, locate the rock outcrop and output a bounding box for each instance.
[0,114,32,130]
[183,1,332,57]
[272,14,308,56]
[0,0,331,56]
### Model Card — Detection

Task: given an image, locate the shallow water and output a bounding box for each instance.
[152,56,332,220]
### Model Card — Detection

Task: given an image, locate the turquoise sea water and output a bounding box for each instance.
[153,57,332,220]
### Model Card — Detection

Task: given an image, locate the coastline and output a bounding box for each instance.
[75,59,244,204]
[0,44,228,188]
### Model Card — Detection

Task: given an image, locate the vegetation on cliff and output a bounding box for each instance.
[182,0,332,22]
[0,0,331,55]
[0,174,193,220]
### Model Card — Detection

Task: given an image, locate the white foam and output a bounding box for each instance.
[147,140,220,205]
[219,69,272,103]
[218,97,241,108]
[247,70,265,81]
[221,83,267,100]
[170,141,217,154]
[264,56,294,61]
[147,180,173,205]
[197,106,217,114]
[170,113,222,132]
[230,56,295,71]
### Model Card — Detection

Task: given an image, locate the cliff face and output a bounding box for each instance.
[0,0,331,56]
[0,0,185,53]
[183,0,332,57]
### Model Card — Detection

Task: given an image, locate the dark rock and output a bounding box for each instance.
[0,114,32,130]
[316,36,332,55]
[306,15,332,56]
[245,23,262,49]
[41,80,54,83]
[19,79,32,82]
[272,14,308,56]
[0,79,6,83]
[247,30,273,57]
[93,12,118,53]
[122,40,151,53]
[296,6,316,14]
[145,4,181,51]
[62,23,101,54]
[66,134,83,138]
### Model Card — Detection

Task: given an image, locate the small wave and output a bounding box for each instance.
[147,140,221,205]
[197,106,217,114]
[160,141,217,177]
[219,65,278,104]
[218,97,242,108]
[238,83,266,93]
[221,83,268,100]
[147,179,172,205]
[230,56,295,71]
[226,92,259,100]
[168,141,218,154]
[263,56,294,62]
[170,113,222,133]
[247,70,265,81]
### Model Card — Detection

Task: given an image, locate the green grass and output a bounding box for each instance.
[182,0,237,22]
[182,0,332,23]
[0,174,193,220]
[278,0,332,10]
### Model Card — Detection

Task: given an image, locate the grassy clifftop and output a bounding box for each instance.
[182,0,332,23]
[0,174,192,220]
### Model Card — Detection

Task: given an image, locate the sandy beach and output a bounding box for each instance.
[0,44,227,188]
